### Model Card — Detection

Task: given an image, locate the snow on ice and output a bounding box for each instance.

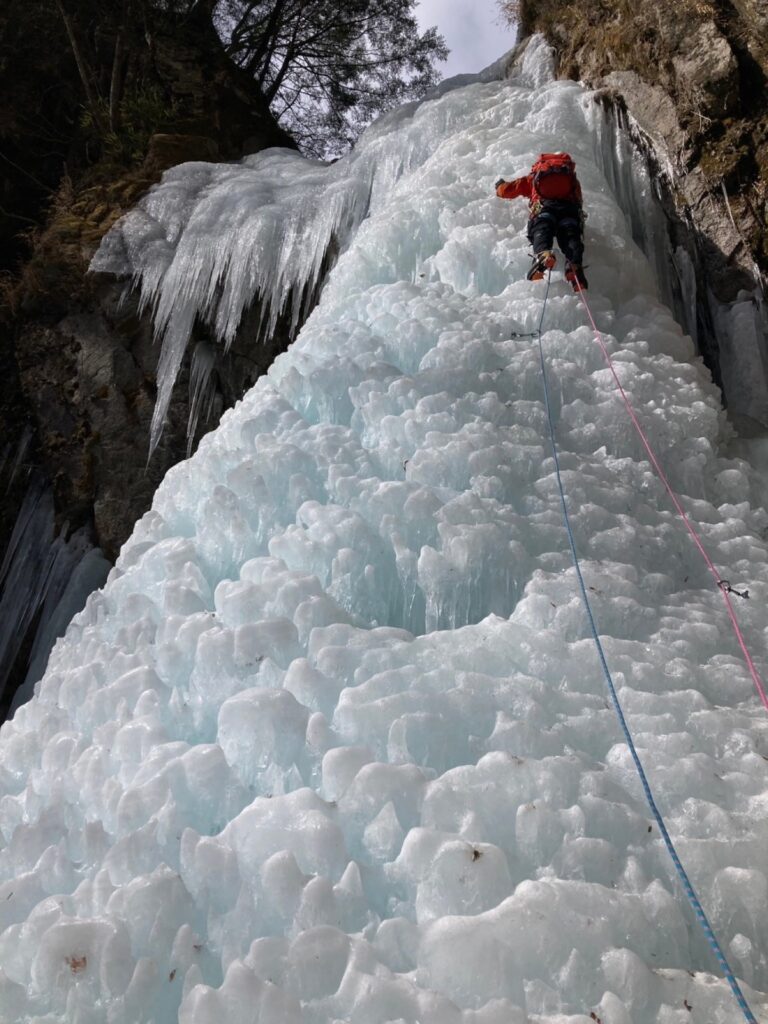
[3,36,768,1024]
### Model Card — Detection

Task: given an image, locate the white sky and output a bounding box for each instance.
[416,0,518,79]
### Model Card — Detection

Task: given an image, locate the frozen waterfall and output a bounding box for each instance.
[3,35,768,1024]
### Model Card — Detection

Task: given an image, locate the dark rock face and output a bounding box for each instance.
[144,134,222,174]
[0,7,300,711]
[521,0,768,429]
[13,274,295,559]
[0,235,299,716]
[0,231,301,715]
[1,0,298,547]
[4,103,294,557]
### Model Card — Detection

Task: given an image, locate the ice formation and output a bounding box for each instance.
[91,51,515,454]
[3,35,768,1024]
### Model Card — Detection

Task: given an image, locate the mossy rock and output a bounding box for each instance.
[143,133,219,174]
[120,180,153,204]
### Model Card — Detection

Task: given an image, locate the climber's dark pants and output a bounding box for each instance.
[527,200,584,265]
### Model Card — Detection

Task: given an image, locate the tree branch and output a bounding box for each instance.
[109,0,129,133]
[54,0,107,135]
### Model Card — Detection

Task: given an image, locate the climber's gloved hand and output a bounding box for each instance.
[494,178,506,189]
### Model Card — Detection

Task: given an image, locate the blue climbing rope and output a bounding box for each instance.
[532,271,759,1024]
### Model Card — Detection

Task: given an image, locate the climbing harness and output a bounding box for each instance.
[533,269,759,1024]
[571,283,767,712]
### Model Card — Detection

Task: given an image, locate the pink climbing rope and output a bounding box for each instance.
[574,285,768,711]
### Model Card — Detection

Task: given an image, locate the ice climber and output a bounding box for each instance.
[495,152,588,291]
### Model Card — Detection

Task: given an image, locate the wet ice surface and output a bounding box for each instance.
[5,37,768,1024]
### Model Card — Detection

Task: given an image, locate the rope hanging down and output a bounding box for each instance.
[532,271,759,1024]
[573,285,768,712]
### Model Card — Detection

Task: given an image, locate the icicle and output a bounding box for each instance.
[187,340,219,456]
[1,424,33,492]
[8,425,33,489]
[0,477,56,708]
[12,544,110,713]
[0,476,109,714]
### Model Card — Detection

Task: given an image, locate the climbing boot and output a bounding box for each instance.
[565,262,588,292]
[526,250,556,281]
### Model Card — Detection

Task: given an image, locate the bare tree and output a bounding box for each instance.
[53,0,108,134]
[215,0,448,155]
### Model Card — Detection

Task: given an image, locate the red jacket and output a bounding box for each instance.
[496,173,583,211]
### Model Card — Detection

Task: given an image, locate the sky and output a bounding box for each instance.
[416,0,518,79]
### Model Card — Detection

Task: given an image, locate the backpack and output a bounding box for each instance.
[531,153,577,201]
